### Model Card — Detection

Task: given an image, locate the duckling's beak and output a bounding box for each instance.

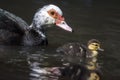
[56,20,73,32]
[98,48,104,51]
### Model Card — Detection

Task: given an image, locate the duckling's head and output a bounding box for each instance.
[88,39,104,51]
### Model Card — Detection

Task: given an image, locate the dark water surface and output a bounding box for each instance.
[0,0,120,80]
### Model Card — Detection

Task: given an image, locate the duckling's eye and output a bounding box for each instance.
[91,43,99,46]
[95,44,98,46]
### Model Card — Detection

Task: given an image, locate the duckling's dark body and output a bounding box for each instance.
[0,9,47,46]
[57,42,90,57]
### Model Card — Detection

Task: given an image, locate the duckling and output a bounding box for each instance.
[57,39,104,70]
[87,39,104,62]
[85,39,104,70]
[57,39,104,60]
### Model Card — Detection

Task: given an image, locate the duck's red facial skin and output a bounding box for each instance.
[47,9,64,23]
[47,9,72,32]
[55,16,64,25]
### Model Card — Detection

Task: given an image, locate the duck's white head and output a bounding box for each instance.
[32,4,72,32]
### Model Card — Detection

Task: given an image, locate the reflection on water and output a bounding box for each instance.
[0,0,120,80]
[0,45,103,80]
[27,49,61,80]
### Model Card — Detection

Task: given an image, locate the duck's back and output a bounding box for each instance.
[0,9,29,45]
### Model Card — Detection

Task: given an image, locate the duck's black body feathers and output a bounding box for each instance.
[0,9,30,45]
[0,8,29,33]
[0,9,47,46]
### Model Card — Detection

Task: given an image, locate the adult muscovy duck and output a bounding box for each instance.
[0,4,72,46]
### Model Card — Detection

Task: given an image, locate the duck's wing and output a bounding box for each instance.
[0,8,29,33]
[0,8,29,45]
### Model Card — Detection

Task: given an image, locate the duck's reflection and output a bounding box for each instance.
[0,45,102,80]
[27,53,102,80]
[25,49,61,80]
[22,41,103,80]
[28,61,61,80]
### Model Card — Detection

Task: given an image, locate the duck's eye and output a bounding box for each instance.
[50,11,55,15]
[48,9,56,17]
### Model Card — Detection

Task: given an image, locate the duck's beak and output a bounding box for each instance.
[56,20,73,32]
[98,47,104,51]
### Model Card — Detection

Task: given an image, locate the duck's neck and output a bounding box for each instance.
[29,23,46,39]
[22,24,48,46]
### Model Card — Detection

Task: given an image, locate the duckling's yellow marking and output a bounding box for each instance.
[88,42,100,62]
[86,42,102,70]
[91,51,98,57]
[88,43,100,51]
[88,72,100,80]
